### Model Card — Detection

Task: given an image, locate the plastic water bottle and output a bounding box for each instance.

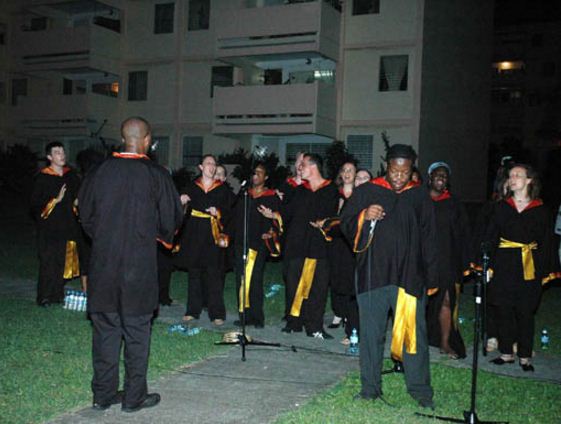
[184,327,201,336]
[265,283,282,298]
[541,329,550,350]
[68,291,75,310]
[79,292,87,312]
[347,328,359,356]
[63,290,70,309]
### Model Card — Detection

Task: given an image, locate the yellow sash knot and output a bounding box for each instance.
[63,240,80,279]
[498,238,538,281]
[191,209,223,245]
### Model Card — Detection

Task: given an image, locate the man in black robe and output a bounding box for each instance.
[264,153,338,339]
[341,144,438,408]
[174,154,232,326]
[233,163,282,327]
[79,117,183,412]
[31,142,82,307]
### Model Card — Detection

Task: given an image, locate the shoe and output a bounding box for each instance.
[307,330,334,340]
[182,315,198,322]
[341,337,350,346]
[353,392,378,401]
[485,337,498,352]
[92,390,124,411]
[519,359,534,372]
[418,398,435,409]
[122,393,161,413]
[38,299,50,308]
[281,326,302,333]
[490,356,515,365]
[212,319,225,326]
[328,316,342,329]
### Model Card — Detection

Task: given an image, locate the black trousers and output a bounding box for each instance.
[496,303,535,358]
[285,257,329,334]
[37,239,66,304]
[235,246,267,325]
[157,248,174,304]
[90,312,153,407]
[186,267,225,320]
[357,285,433,402]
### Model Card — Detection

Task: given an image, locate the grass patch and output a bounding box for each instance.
[0,298,227,424]
[276,361,561,424]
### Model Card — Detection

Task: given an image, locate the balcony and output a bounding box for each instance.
[16,94,118,137]
[212,81,336,137]
[13,23,120,74]
[215,0,340,63]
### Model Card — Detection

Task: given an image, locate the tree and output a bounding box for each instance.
[325,140,355,181]
[219,147,289,189]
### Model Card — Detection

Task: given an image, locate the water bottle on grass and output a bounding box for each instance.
[541,329,550,350]
[347,328,359,356]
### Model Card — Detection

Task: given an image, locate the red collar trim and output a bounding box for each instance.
[286,177,300,188]
[249,188,276,198]
[195,177,223,193]
[41,166,71,176]
[432,190,451,202]
[371,177,418,193]
[506,197,543,212]
[112,152,149,160]
[302,179,331,192]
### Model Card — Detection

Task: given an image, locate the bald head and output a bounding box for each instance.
[121,116,152,154]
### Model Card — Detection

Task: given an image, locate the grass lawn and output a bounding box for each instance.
[276,362,561,424]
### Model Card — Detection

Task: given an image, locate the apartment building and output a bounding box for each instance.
[2,0,493,200]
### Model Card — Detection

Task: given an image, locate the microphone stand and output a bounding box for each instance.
[416,245,508,423]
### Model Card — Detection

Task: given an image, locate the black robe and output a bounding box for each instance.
[485,198,560,309]
[30,166,83,302]
[174,178,233,269]
[426,191,470,357]
[78,153,183,315]
[340,178,438,298]
[282,180,339,260]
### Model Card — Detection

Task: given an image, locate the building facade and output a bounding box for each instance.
[2,0,493,200]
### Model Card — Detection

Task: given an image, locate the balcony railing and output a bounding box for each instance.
[213,81,336,137]
[215,0,340,61]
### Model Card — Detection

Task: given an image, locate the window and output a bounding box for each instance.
[11,78,27,106]
[63,78,73,95]
[128,71,147,101]
[286,143,330,164]
[182,136,203,167]
[353,0,380,15]
[210,66,233,97]
[0,81,6,103]
[188,0,210,31]
[379,55,408,92]
[0,23,6,45]
[152,136,170,166]
[154,3,174,34]
[347,135,373,169]
[92,82,119,98]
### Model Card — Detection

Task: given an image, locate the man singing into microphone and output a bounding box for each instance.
[341,144,438,408]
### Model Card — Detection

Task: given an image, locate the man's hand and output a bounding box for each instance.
[365,204,385,221]
[309,219,326,229]
[55,184,67,204]
[205,206,218,217]
[180,194,191,206]
[257,205,274,219]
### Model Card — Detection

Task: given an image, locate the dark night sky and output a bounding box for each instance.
[494,0,561,26]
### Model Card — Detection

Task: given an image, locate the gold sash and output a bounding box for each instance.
[390,287,417,361]
[498,237,538,281]
[238,249,257,312]
[191,209,223,245]
[63,240,80,279]
[289,258,317,317]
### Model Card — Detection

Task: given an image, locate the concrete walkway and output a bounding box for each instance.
[3,278,560,424]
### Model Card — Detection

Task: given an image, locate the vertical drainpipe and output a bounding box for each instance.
[173,1,185,169]
[335,0,346,143]
[412,0,425,159]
